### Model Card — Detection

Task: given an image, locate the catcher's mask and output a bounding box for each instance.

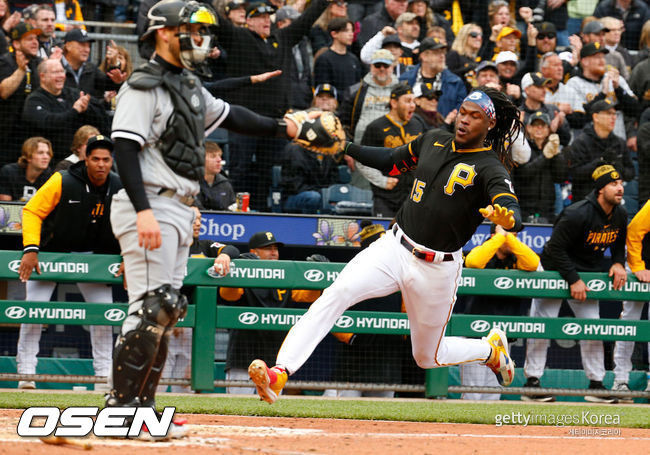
[142,0,218,75]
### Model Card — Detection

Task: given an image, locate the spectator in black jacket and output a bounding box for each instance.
[215,0,328,209]
[594,0,650,51]
[22,59,109,162]
[357,0,408,47]
[569,97,636,204]
[0,136,53,201]
[0,23,42,166]
[198,142,236,211]
[524,164,627,403]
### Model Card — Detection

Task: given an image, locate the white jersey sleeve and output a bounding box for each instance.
[202,87,230,137]
[111,82,158,145]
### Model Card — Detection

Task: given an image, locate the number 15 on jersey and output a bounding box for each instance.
[410,178,426,203]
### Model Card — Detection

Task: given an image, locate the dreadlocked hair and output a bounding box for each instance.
[476,86,523,171]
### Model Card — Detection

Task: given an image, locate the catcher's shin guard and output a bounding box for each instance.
[139,328,171,406]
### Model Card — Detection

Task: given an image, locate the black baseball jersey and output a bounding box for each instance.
[391,129,519,251]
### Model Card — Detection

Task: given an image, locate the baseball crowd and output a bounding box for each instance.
[1,0,649,401]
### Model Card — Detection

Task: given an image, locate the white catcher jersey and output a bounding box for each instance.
[111,81,230,196]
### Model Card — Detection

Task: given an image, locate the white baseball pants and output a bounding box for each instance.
[276,225,492,375]
[613,300,649,383]
[524,297,605,381]
[16,280,114,376]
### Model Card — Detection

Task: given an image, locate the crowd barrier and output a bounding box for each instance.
[0,251,649,399]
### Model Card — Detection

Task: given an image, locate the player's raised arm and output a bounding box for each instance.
[342,134,425,175]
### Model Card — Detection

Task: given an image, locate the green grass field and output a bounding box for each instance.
[1,392,648,428]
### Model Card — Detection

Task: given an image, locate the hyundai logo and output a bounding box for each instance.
[108,263,122,275]
[493,277,514,290]
[335,315,354,329]
[304,269,325,282]
[8,260,21,273]
[206,266,225,279]
[104,308,126,322]
[238,312,259,325]
[562,322,582,336]
[5,306,26,319]
[586,279,607,292]
[470,320,491,333]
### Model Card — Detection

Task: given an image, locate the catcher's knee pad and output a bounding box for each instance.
[107,315,167,406]
[142,284,188,328]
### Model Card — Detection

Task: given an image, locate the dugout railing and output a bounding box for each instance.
[0,250,649,400]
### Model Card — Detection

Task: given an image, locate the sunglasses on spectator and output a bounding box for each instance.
[373,62,391,69]
[469,32,482,38]
[538,33,556,40]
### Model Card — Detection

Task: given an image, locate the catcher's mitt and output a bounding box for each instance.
[285,110,346,157]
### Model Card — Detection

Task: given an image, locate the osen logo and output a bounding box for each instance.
[562,322,582,336]
[104,308,126,322]
[493,277,514,290]
[304,269,325,282]
[470,319,491,333]
[108,263,122,275]
[5,306,26,319]
[8,260,21,273]
[238,312,259,325]
[335,315,354,329]
[586,279,607,292]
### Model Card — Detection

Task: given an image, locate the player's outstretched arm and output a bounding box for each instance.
[343,141,416,175]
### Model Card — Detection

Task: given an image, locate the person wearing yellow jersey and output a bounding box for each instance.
[612,200,650,398]
[15,135,121,390]
[462,223,539,401]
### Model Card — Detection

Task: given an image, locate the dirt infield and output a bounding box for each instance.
[0,408,649,455]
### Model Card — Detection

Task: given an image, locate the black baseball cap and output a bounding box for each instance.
[583,21,609,35]
[10,23,42,41]
[475,60,498,75]
[419,37,447,52]
[391,82,413,99]
[246,2,274,18]
[413,82,441,99]
[526,110,551,126]
[537,22,557,35]
[585,96,617,115]
[580,42,609,58]
[86,134,113,155]
[381,34,402,48]
[249,231,284,249]
[225,0,246,14]
[314,83,338,98]
[64,28,95,43]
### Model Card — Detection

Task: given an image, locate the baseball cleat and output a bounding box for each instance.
[248,359,287,404]
[483,328,515,387]
[139,417,188,441]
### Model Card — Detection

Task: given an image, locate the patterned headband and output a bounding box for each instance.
[463,90,496,120]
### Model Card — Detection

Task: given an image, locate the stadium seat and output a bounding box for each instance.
[321,184,373,216]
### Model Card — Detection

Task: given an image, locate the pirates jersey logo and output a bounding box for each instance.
[444,163,477,195]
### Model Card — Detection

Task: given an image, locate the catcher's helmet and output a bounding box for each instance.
[142,0,218,73]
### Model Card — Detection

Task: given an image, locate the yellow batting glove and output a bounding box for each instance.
[479,203,515,229]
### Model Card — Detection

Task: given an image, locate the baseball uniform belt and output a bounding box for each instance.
[158,188,195,207]
[393,225,454,262]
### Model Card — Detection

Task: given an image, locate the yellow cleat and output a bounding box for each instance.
[483,328,515,386]
[248,359,288,404]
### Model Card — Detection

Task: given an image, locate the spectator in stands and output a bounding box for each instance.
[495,51,522,101]
[0,23,43,166]
[629,47,650,113]
[446,23,483,90]
[197,142,236,211]
[281,84,340,214]
[219,231,322,394]
[565,42,638,140]
[494,25,521,56]
[600,16,634,72]
[340,48,400,145]
[612,199,650,399]
[400,37,467,117]
[407,0,453,43]
[638,110,650,204]
[581,20,628,79]
[569,96,635,203]
[225,0,247,27]
[594,0,650,51]
[514,111,566,223]
[358,0,409,47]
[412,81,455,130]
[97,41,132,110]
[0,136,53,201]
[15,135,122,390]
[28,4,59,58]
[360,12,421,68]
[359,83,426,217]
[524,164,627,403]
[534,22,558,65]
[462,223,539,400]
[54,0,85,31]
[480,0,515,58]
[0,0,21,56]
[474,60,501,90]
[519,72,570,146]
[635,20,650,66]
[61,29,127,99]
[540,52,574,117]
[310,0,350,55]
[537,0,570,47]
[54,124,99,172]
[373,34,412,77]
[314,18,362,103]
[22,58,108,163]
[215,0,329,209]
